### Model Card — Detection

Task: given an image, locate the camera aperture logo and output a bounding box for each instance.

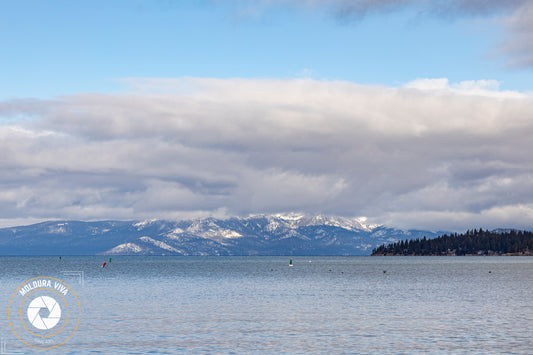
[8,277,80,349]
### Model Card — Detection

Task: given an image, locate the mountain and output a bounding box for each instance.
[0,214,446,256]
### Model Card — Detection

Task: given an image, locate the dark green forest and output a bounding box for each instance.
[371,229,533,256]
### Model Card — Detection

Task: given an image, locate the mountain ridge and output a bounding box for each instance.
[0,215,447,256]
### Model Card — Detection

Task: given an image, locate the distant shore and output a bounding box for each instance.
[371,229,533,256]
[372,251,533,256]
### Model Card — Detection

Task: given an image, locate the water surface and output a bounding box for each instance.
[1,256,532,354]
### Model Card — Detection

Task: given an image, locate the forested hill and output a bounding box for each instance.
[371,229,533,256]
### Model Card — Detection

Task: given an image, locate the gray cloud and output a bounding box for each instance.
[335,0,533,69]
[499,3,533,68]
[225,0,533,68]
[254,0,527,17]
[1,77,533,230]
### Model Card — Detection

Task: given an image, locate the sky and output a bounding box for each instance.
[1,0,533,231]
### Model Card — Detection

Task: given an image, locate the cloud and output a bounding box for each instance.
[1,77,533,230]
[247,0,527,18]
[500,2,533,68]
[404,78,524,98]
[219,1,533,68]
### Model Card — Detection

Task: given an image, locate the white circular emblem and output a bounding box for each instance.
[27,296,62,330]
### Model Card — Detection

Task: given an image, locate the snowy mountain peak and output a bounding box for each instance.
[134,219,159,229]
[106,243,143,254]
[262,214,380,232]
[354,217,381,232]
[273,212,306,221]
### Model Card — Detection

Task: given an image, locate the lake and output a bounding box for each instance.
[1,256,532,354]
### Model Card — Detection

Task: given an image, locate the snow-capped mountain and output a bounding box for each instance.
[0,215,446,256]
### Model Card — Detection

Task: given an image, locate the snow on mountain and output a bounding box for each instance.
[182,220,242,240]
[264,213,378,232]
[308,215,378,232]
[47,222,69,234]
[219,230,243,239]
[139,236,184,254]
[106,243,144,254]
[133,219,158,229]
[273,212,306,223]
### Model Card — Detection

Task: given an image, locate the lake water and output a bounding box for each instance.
[1,256,532,354]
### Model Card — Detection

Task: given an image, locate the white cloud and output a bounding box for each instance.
[1,77,533,231]
[404,78,524,98]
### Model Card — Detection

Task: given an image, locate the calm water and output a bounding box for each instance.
[1,256,532,354]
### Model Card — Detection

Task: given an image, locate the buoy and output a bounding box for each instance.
[109,257,112,263]
[289,258,293,267]
[102,262,107,268]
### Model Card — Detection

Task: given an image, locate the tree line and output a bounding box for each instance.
[371,229,533,256]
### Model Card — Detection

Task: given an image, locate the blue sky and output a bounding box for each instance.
[2,0,532,100]
[2,0,533,230]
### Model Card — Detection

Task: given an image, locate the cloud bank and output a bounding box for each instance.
[1,77,533,230]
